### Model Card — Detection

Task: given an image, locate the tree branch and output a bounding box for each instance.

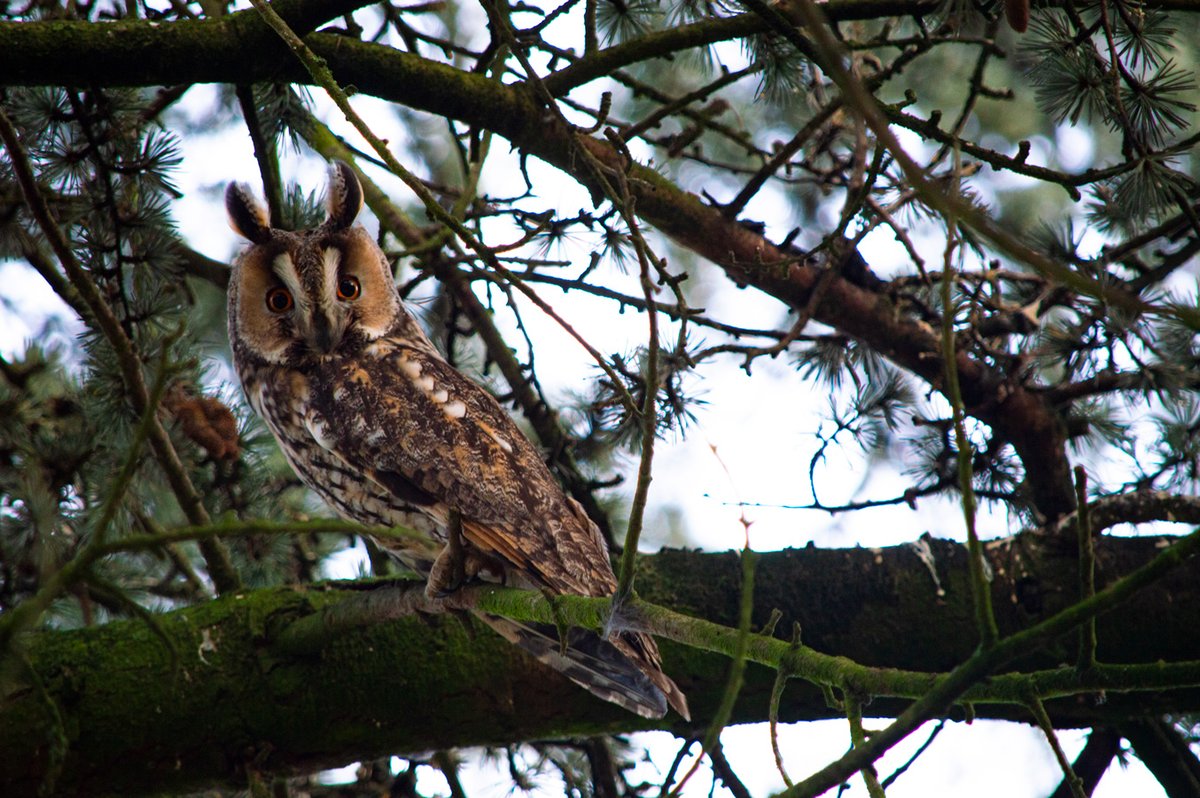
[4,535,1200,796]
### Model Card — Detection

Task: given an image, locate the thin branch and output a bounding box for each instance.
[674,550,757,791]
[235,83,285,228]
[1029,695,1087,798]
[880,720,945,789]
[940,161,998,649]
[468,268,790,341]
[1075,467,1097,671]
[1050,491,1200,536]
[619,65,759,143]
[1049,727,1120,798]
[707,740,753,798]
[769,625,800,789]
[612,155,665,602]
[846,697,886,798]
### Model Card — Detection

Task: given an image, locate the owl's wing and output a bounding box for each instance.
[312,340,690,720]
[314,340,614,597]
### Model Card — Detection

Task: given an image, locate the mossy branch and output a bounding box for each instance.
[4,537,1200,796]
[777,520,1200,798]
[278,529,1200,709]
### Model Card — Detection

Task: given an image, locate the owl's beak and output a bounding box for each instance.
[305,311,345,355]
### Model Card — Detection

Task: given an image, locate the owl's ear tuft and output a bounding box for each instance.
[325,160,364,231]
[225,182,273,244]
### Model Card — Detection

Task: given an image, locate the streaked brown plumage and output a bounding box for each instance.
[225,161,688,719]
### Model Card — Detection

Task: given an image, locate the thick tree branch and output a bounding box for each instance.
[0,0,934,89]
[4,535,1200,796]
[0,0,375,85]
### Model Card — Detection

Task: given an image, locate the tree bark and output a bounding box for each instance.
[2,535,1200,797]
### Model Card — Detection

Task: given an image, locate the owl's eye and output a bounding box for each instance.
[265,287,294,313]
[337,276,361,302]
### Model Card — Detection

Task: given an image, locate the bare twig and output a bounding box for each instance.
[1075,467,1097,671]
[1029,696,1087,798]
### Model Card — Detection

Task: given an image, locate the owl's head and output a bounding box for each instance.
[225,161,401,365]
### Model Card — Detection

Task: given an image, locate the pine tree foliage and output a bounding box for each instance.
[1,0,1200,794]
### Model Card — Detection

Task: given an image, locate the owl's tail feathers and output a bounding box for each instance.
[621,630,691,722]
[479,614,689,720]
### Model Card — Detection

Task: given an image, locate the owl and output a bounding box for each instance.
[225,161,688,720]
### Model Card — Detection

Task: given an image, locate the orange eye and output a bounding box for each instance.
[337,275,361,301]
[265,287,293,313]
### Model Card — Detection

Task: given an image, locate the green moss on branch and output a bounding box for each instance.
[4,537,1200,796]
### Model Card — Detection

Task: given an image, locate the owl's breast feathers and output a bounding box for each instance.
[296,338,615,598]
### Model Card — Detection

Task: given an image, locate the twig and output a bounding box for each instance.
[466,267,790,341]
[1048,727,1120,798]
[724,98,843,219]
[707,740,753,798]
[938,152,998,649]
[690,265,837,370]
[880,720,944,789]
[1028,696,1087,798]
[846,697,886,798]
[612,154,664,604]
[620,65,759,142]
[668,549,757,795]
[234,84,285,228]
[769,640,796,788]
[1075,467,1097,671]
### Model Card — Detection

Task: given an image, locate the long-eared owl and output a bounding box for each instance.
[225,161,688,720]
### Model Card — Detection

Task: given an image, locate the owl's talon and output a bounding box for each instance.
[426,510,467,599]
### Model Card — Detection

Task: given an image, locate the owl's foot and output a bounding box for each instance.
[426,512,507,599]
[427,555,464,599]
[427,548,505,598]
[427,511,467,599]
[430,510,503,598]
